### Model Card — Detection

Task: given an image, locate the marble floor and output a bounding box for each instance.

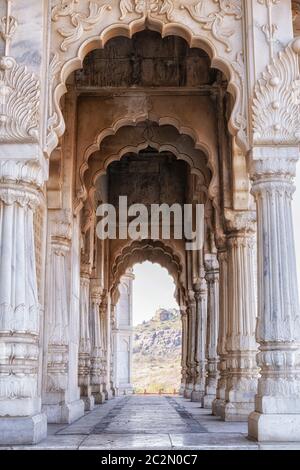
[2,395,300,450]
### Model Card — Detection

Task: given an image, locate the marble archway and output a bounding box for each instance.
[48,0,246,155]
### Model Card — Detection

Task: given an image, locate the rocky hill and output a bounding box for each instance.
[132,308,182,394]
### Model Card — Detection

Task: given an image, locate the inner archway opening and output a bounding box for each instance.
[113,261,182,396]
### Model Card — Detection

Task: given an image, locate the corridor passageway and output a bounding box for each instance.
[3,396,293,450]
[2,1,300,447]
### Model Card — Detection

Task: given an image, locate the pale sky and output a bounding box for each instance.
[132,262,178,326]
[132,171,300,326]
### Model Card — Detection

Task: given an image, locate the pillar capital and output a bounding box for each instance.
[90,280,103,305]
[250,146,299,182]
[225,209,256,235]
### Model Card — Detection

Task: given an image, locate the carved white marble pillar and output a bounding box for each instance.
[212,247,228,417]
[114,270,135,395]
[0,170,47,444]
[249,150,300,441]
[0,0,48,445]
[191,270,208,403]
[220,213,258,421]
[203,254,220,409]
[90,281,105,404]
[179,307,188,395]
[78,263,94,411]
[43,212,84,423]
[110,305,116,396]
[100,294,113,400]
[184,292,196,399]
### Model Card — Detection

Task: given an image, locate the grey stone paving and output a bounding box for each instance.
[2,396,300,450]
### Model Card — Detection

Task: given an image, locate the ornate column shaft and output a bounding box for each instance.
[220,212,258,421]
[191,270,208,403]
[179,307,188,395]
[100,294,113,400]
[212,247,229,416]
[0,169,47,444]
[184,292,196,399]
[110,305,116,396]
[43,211,84,423]
[249,151,300,441]
[203,254,220,409]
[78,263,94,411]
[114,270,135,395]
[90,280,105,404]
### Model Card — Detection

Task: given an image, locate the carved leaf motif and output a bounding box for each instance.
[51,0,79,21]
[119,0,174,20]
[182,0,242,52]
[231,51,248,148]
[56,2,111,51]
[0,58,40,143]
[120,0,134,19]
[158,0,174,20]
[253,43,300,144]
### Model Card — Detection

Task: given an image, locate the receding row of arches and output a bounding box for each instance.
[40,29,254,432]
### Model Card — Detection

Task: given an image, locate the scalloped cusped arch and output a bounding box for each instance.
[49,0,247,154]
[110,239,186,306]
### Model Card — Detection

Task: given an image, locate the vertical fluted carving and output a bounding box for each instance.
[46,213,71,394]
[212,248,228,416]
[249,153,300,441]
[90,281,105,403]
[100,294,112,399]
[222,218,258,421]
[78,263,94,410]
[184,291,196,398]
[180,307,188,395]
[0,185,42,414]
[203,254,220,409]
[191,270,207,402]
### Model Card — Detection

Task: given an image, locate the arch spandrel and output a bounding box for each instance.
[48,0,247,155]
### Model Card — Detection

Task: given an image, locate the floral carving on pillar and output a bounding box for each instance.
[253,40,300,145]
[258,0,281,60]
[0,1,40,143]
[46,211,72,393]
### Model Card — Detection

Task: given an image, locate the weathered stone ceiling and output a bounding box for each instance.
[74,31,218,89]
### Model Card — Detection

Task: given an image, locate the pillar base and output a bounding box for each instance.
[43,399,84,424]
[105,389,114,400]
[0,413,47,445]
[184,389,192,399]
[93,391,106,404]
[249,412,300,442]
[184,383,193,399]
[202,394,215,409]
[191,391,204,402]
[221,402,254,422]
[212,398,225,416]
[82,395,95,411]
